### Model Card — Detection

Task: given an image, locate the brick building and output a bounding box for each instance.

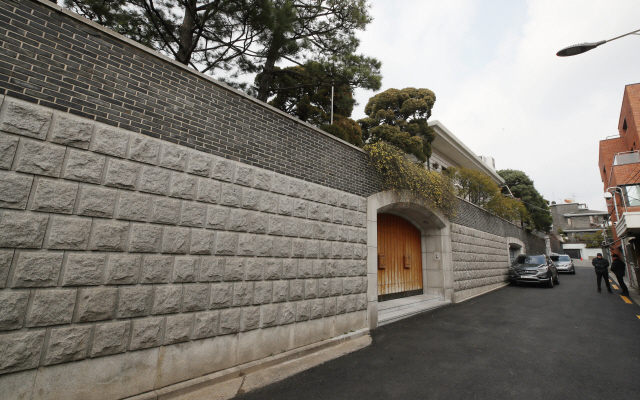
[598,82,640,289]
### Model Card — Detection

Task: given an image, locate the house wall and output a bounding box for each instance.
[0,1,545,398]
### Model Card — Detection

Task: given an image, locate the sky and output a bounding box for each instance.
[351,0,640,211]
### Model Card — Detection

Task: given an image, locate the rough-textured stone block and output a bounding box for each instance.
[197,178,221,203]
[211,158,235,182]
[279,303,296,325]
[237,234,256,256]
[299,221,314,239]
[320,204,332,222]
[0,132,19,169]
[253,282,272,305]
[170,172,197,199]
[12,251,63,287]
[152,285,182,315]
[27,289,76,327]
[105,253,141,284]
[140,255,173,283]
[173,256,199,282]
[193,311,219,339]
[308,202,321,220]
[200,257,224,282]
[75,287,118,322]
[259,192,279,213]
[247,212,268,234]
[0,250,13,288]
[254,170,272,190]
[129,135,160,164]
[89,220,129,251]
[63,149,106,184]
[104,158,140,189]
[234,164,254,187]
[306,240,320,258]
[241,306,260,331]
[31,178,78,214]
[47,215,92,250]
[298,260,313,279]
[310,299,324,319]
[257,236,273,257]
[264,259,282,280]
[91,125,129,158]
[206,205,229,229]
[44,325,92,366]
[289,280,304,301]
[183,283,209,311]
[242,188,262,210]
[215,232,238,255]
[293,199,308,218]
[117,286,152,318]
[77,185,118,218]
[233,282,253,306]
[336,296,347,314]
[130,317,164,350]
[210,282,232,309]
[273,281,288,303]
[273,237,292,258]
[139,166,170,195]
[282,259,297,279]
[268,215,285,236]
[286,179,302,198]
[0,171,33,209]
[151,197,181,225]
[325,260,337,277]
[261,304,279,328]
[91,321,130,357]
[284,219,300,238]
[162,226,190,254]
[181,202,206,227]
[219,308,241,334]
[278,196,294,216]
[62,253,107,286]
[159,143,187,170]
[187,150,212,176]
[1,98,52,139]
[165,314,192,344]
[51,114,93,148]
[313,223,326,240]
[332,208,344,224]
[191,229,215,254]
[291,239,306,258]
[312,260,326,278]
[245,259,262,281]
[220,184,242,207]
[117,191,151,222]
[296,300,310,321]
[301,182,317,201]
[305,279,318,299]
[15,139,65,177]
[0,331,45,374]
[129,223,162,253]
[330,278,343,296]
[0,291,29,331]
[324,297,337,316]
[318,278,330,298]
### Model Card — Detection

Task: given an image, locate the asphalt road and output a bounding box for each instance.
[236,261,640,400]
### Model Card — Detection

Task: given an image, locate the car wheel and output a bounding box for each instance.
[547,276,554,288]
[570,269,576,275]
[553,274,559,285]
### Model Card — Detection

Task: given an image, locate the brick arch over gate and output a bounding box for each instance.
[365,191,454,329]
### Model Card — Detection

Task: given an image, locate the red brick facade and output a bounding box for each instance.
[598,83,640,242]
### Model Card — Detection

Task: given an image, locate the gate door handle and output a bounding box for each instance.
[378,254,386,269]
[404,254,411,269]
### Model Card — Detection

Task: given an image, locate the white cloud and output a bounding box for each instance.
[354,0,640,212]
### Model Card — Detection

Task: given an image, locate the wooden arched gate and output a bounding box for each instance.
[377,213,423,301]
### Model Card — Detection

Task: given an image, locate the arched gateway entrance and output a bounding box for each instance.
[367,191,454,328]
[377,213,423,301]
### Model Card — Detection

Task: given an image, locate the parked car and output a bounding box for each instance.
[550,254,575,274]
[509,254,559,288]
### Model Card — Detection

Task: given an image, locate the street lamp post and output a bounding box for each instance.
[556,28,640,57]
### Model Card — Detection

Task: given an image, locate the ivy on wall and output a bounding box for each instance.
[365,141,457,219]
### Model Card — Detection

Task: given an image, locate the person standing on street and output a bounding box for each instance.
[610,253,630,297]
[592,253,612,293]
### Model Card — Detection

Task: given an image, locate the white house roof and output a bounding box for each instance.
[429,120,505,185]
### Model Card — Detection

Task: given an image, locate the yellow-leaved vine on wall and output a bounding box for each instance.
[364,141,457,219]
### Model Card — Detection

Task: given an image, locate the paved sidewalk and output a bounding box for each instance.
[235,260,640,400]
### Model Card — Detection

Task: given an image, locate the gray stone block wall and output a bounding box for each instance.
[0,95,368,376]
[451,224,509,291]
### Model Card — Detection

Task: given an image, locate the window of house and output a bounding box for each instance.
[623,185,640,207]
[567,217,572,226]
[589,215,595,223]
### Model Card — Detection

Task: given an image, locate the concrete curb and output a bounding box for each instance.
[608,272,640,307]
[124,328,371,400]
